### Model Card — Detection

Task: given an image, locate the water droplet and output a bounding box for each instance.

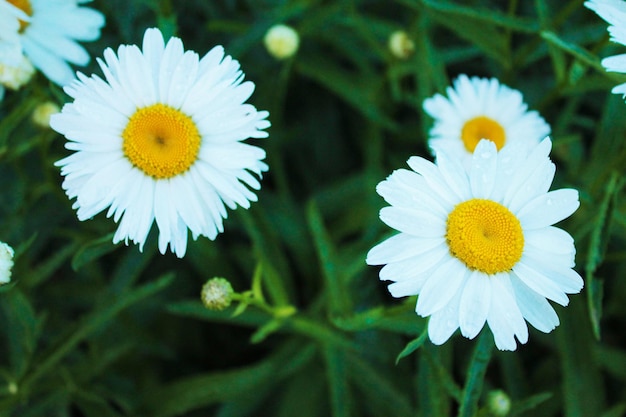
[480,151,492,159]
[546,198,553,206]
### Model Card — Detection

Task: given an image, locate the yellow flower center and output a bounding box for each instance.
[7,0,32,31]
[446,199,524,275]
[122,104,201,179]
[460,116,506,152]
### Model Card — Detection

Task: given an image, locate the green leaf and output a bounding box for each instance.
[20,273,174,389]
[419,0,511,65]
[74,391,124,417]
[294,54,396,130]
[585,171,622,340]
[237,209,292,307]
[332,303,423,335]
[0,289,41,378]
[250,318,284,344]
[601,403,626,417]
[306,201,351,316]
[143,343,314,417]
[347,355,413,417]
[540,31,606,74]
[509,392,553,416]
[557,297,605,417]
[411,0,539,33]
[27,241,80,288]
[419,344,454,417]
[323,346,351,417]
[395,327,429,364]
[71,233,117,271]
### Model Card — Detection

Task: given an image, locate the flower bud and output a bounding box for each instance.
[201,277,234,311]
[487,389,511,417]
[32,101,60,128]
[388,30,415,59]
[0,242,15,285]
[0,54,35,91]
[264,24,300,60]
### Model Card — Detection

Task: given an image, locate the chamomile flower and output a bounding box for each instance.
[366,138,582,350]
[423,75,550,164]
[4,0,105,86]
[585,0,626,96]
[51,27,271,258]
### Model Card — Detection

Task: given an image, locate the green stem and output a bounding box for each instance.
[458,330,494,417]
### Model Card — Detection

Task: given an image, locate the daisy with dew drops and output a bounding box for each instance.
[585,0,626,96]
[423,74,550,164]
[3,0,104,86]
[366,138,582,350]
[51,27,271,258]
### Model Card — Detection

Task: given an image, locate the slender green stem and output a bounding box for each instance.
[458,330,494,417]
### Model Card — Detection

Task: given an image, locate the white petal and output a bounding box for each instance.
[516,189,580,230]
[366,233,444,265]
[458,271,491,339]
[486,274,528,351]
[416,256,469,317]
[510,275,560,333]
[379,207,446,238]
[427,287,463,345]
[379,244,449,283]
[512,260,570,306]
[469,140,498,199]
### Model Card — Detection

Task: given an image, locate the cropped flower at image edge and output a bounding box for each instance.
[2,0,105,86]
[585,0,626,96]
[367,138,582,351]
[52,27,270,258]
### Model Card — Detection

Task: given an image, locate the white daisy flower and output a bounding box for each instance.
[585,0,626,96]
[423,74,551,164]
[4,0,105,86]
[51,27,271,258]
[366,138,582,351]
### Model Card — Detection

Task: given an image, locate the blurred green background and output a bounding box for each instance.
[1,0,625,416]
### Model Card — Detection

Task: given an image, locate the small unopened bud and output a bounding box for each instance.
[32,101,60,129]
[7,381,18,395]
[0,54,35,91]
[487,390,511,417]
[0,242,15,285]
[201,277,234,311]
[388,30,415,59]
[264,24,300,60]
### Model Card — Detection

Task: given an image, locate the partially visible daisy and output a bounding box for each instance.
[585,0,626,96]
[423,75,550,164]
[366,138,582,350]
[0,0,28,67]
[51,28,270,258]
[0,241,15,284]
[4,0,105,86]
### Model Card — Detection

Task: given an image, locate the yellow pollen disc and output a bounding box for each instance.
[122,104,201,179]
[7,0,32,31]
[460,116,506,152]
[446,199,524,275]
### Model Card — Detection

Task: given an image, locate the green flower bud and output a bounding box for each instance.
[201,277,234,311]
